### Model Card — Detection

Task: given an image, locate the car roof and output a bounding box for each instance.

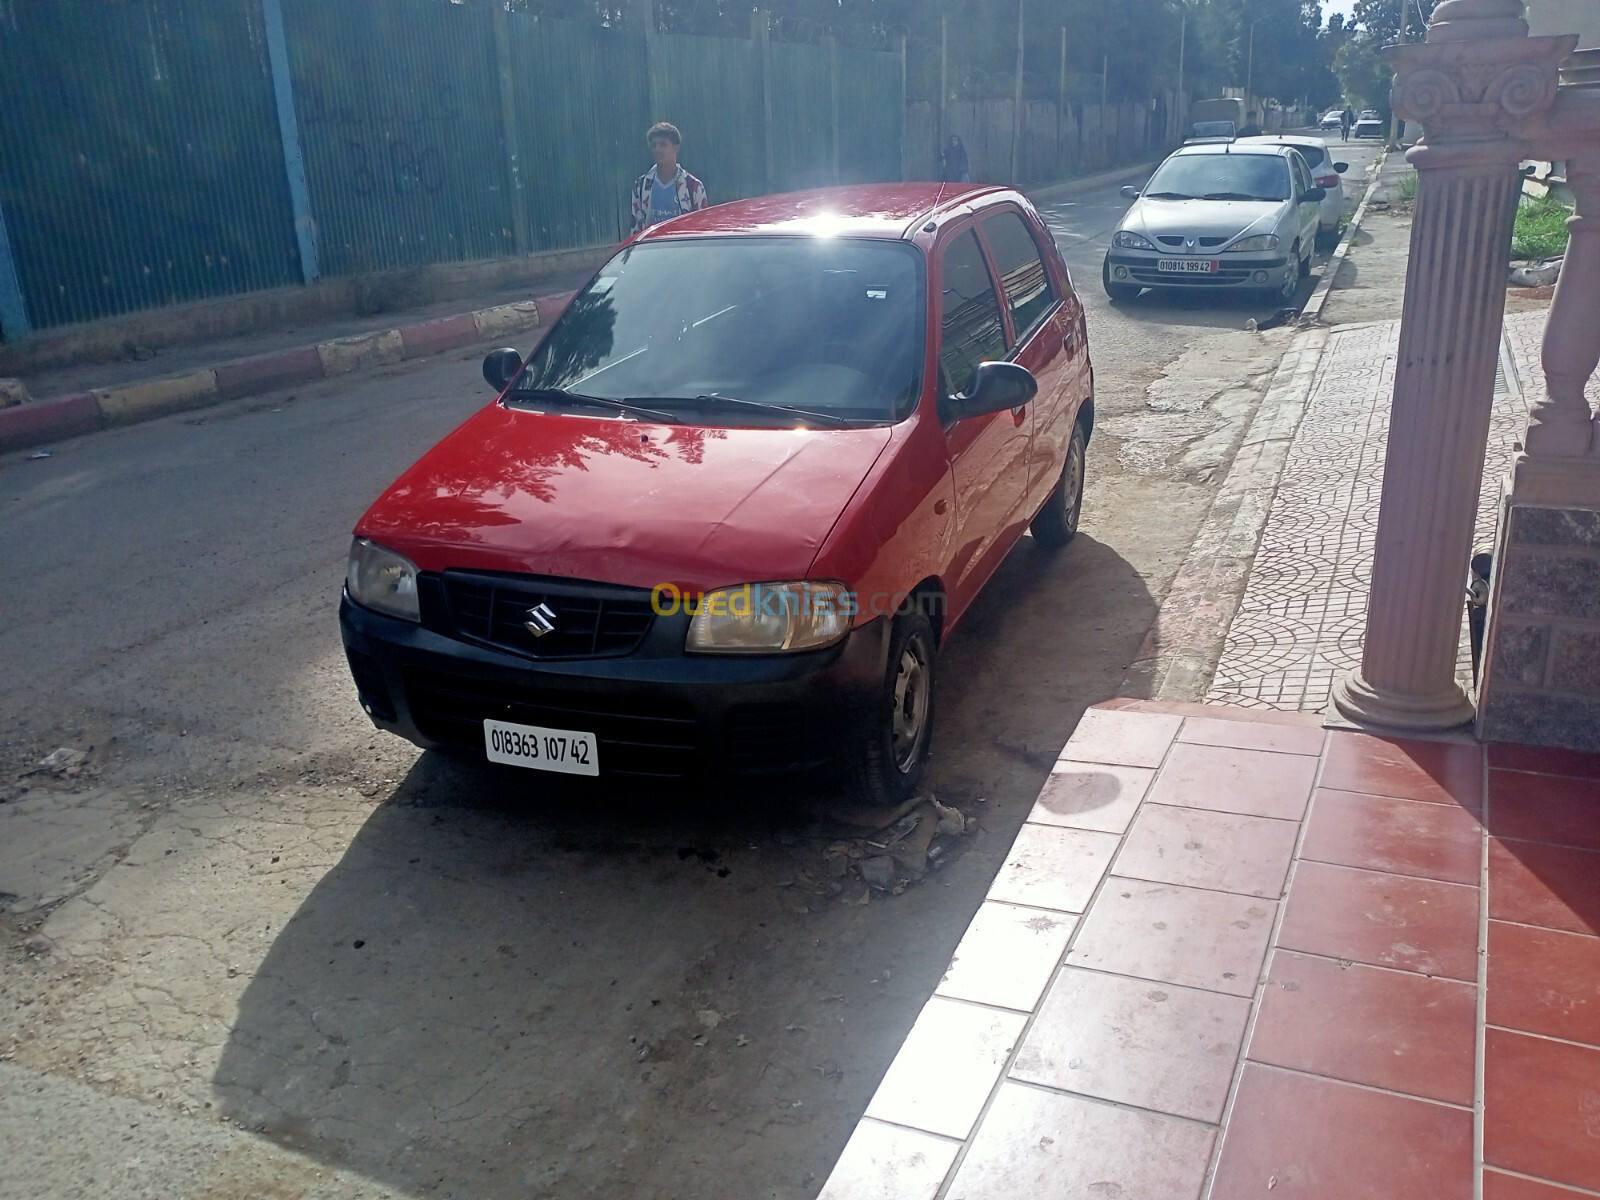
[633,183,1012,242]
[1168,142,1296,160]
[1237,134,1325,149]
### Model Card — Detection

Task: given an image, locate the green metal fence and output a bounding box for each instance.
[0,0,908,338]
[0,0,301,331]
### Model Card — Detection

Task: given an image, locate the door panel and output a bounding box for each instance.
[937,225,1026,618]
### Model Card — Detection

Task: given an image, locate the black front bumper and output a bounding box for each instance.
[339,592,890,783]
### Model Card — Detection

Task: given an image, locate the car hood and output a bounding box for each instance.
[355,402,895,592]
[1121,197,1285,244]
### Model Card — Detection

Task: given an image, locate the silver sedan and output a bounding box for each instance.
[1102,144,1327,305]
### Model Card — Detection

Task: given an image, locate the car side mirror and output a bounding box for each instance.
[1333,162,1349,174]
[1121,185,1140,200]
[949,361,1038,420]
[483,348,523,391]
[1302,187,1327,203]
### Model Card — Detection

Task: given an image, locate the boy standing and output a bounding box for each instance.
[630,122,708,235]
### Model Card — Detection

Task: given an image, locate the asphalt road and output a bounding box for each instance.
[0,137,1382,1200]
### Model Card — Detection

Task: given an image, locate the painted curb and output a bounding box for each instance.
[3,296,551,455]
[0,393,102,452]
[1304,147,1391,324]
[214,346,325,400]
[93,369,219,426]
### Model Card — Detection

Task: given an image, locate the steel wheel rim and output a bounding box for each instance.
[890,637,931,773]
[1064,436,1085,533]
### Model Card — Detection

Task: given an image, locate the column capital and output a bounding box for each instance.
[1386,34,1574,146]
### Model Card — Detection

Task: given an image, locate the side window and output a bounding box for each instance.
[1292,155,1310,196]
[980,211,1057,343]
[937,229,1008,397]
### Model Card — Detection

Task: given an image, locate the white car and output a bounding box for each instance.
[1237,135,1349,249]
[1320,109,1345,130]
[1354,110,1385,138]
[1103,143,1327,305]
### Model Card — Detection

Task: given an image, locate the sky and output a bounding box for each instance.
[1322,0,1358,23]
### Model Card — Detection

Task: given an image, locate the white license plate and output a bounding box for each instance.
[484,719,599,776]
[1157,258,1218,273]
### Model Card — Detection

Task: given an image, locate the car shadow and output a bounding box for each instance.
[211,531,1158,1197]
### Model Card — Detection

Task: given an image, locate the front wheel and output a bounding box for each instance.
[1102,259,1140,303]
[1030,421,1087,550]
[840,611,937,808]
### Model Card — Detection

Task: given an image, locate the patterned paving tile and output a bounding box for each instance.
[1206,319,1531,712]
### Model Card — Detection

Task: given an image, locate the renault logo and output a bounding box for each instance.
[524,603,557,638]
[1185,236,1197,251]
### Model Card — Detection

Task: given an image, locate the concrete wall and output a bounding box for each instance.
[1526,0,1600,48]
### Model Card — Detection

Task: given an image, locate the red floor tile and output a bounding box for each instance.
[1489,770,1600,853]
[1066,877,1277,997]
[1277,861,1480,981]
[1488,838,1600,937]
[1489,742,1600,781]
[1209,1064,1474,1198]
[1147,742,1319,821]
[1320,732,1484,810]
[1300,788,1484,885]
[1012,966,1250,1123]
[1059,707,1182,769]
[1484,1027,1600,1192]
[1114,804,1300,899]
[1178,716,1327,757]
[1487,920,1600,1048]
[1483,1169,1597,1198]
[1247,950,1477,1104]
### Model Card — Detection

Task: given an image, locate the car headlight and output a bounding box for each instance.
[1226,234,1281,253]
[1112,230,1156,251]
[683,582,854,653]
[346,537,420,622]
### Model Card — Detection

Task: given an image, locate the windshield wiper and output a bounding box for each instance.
[1143,191,1196,200]
[625,394,861,429]
[1203,192,1280,202]
[510,386,682,424]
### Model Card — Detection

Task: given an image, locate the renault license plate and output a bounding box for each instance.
[1158,258,1218,273]
[484,719,599,776]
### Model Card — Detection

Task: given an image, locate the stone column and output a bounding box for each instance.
[1332,0,1573,730]
[1525,156,1600,456]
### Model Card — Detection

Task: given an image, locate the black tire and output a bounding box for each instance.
[841,610,937,808]
[1315,227,1337,253]
[1031,421,1087,550]
[1102,259,1140,303]
[1297,240,1312,279]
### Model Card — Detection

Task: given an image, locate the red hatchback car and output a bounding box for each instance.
[340,184,1094,804]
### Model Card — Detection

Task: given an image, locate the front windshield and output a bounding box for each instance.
[1143,153,1291,202]
[514,236,926,423]
[1191,121,1235,138]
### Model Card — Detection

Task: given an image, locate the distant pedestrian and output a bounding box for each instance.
[630,122,708,236]
[941,135,971,183]
[1238,110,1263,138]
[1340,107,1354,142]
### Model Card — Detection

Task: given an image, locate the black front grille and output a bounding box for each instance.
[437,570,655,661]
[1153,236,1229,248]
[404,667,698,779]
[725,702,809,771]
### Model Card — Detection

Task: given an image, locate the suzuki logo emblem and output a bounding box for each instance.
[524,603,557,638]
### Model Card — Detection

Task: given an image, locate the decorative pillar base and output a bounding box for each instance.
[1331,670,1476,732]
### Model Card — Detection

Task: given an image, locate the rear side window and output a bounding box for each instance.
[1296,144,1326,171]
[937,229,1007,397]
[981,211,1056,342]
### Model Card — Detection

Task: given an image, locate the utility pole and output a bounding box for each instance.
[1011,0,1026,183]
[939,12,948,173]
[1059,25,1067,172]
[1101,53,1108,167]
[1245,16,1265,118]
[1176,10,1185,140]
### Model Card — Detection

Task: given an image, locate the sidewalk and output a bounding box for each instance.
[816,700,1600,1199]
